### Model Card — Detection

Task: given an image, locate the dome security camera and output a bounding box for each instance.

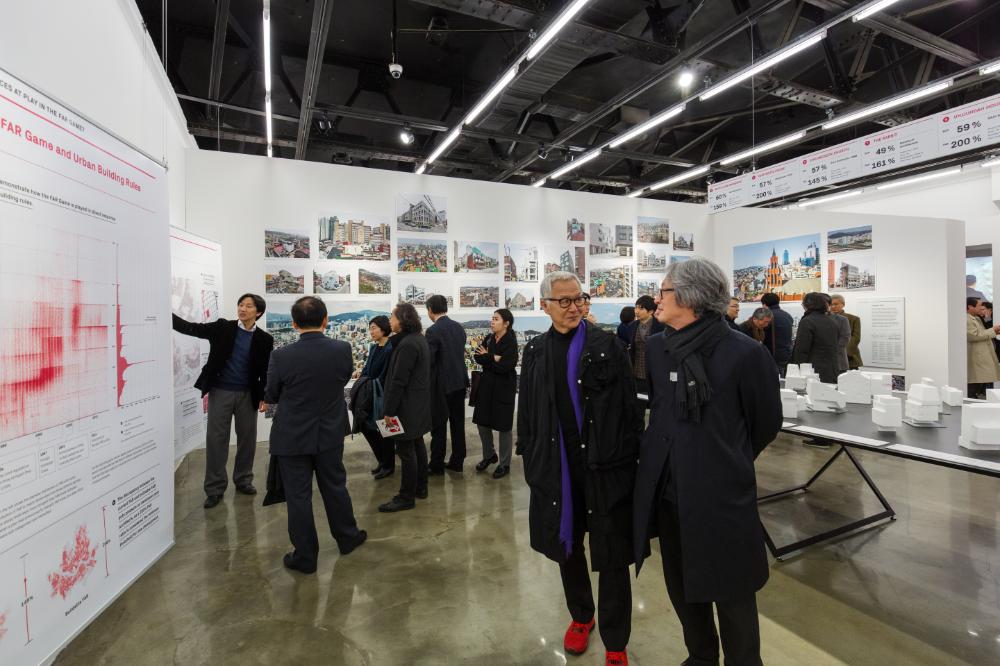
[389,62,403,79]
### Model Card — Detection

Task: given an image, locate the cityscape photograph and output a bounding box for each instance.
[359,267,391,294]
[542,245,586,283]
[396,192,447,233]
[637,279,659,297]
[318,213,391,261]
[733,233,822,303]
[673,232,695,251]
[828,255,876,291]
[313,268,351,294]
[636,245,667,271]
[324,302,393,375]
[264,228,310,258]
[459,284,499,308]
[503,243,539,282]
[589,223,632,257]
[567,217,585,241]
[454,241,500,273]
[398,278,453,306]
[264,265,305,294]
[505,287,536,311]
[828,225,873,254]
[637,216,670,244]
[398,238,448,272]
[265,309,297,348]
[589,265,633,299]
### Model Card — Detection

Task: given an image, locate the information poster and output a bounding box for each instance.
[708,90,1000,212]
[170,229,222,463]
[856,297,906,370]
[0,68,172,664]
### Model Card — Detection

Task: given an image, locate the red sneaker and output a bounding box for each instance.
[606,650,628,666]
[563,618,596,655]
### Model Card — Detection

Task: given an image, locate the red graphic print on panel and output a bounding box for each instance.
[48,526,98,599]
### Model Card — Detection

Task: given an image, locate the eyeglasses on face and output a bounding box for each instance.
[542,294,591,309]
[658,288,676,298]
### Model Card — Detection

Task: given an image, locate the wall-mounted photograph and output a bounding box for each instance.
[733,233,822,303]
[265,228,310,258]
[589,265,633,299]
[505,286,536,311]
[827,225,873,254]
[542,245,586,283]
[318,213,391,261]
[359,266,392,294]
[313,267,352,294]
[265,306,296,348]
[589,223,633,257]
[454,241,500,273]
[459,284,500,308]
[636,244,668,272]
[324,300,393,375]
[637,278,659,298]
[673,232,695,251]
[397,277,453,306]
[567,217,585,241]
[827,254,876,291]
[265,264,306,294]
[637,216,670,244]
[398,237,448,272]
[504,243,539,283]
[396,192,447,233]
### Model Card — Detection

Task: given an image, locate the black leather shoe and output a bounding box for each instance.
[338,529,367,555]
[492,465,509,479]
[283,552,317,574]
[203,495,223,508]
[373,468,394,480]
[378,496,415,512]
[444,462,464,473]
[235,483,257,496]
[416,487,428,499]
[476,454,498,472]
[370,465,382,475]
[426,467,445,476]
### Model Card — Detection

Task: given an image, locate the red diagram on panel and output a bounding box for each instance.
[48,526,98,600]
[0,610,7,641]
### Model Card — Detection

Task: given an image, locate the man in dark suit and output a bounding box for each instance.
[261,296,366,574]
[622,294,665,396]
[173,293,274,508]
[761,292,793,375]
[425,294,468,474]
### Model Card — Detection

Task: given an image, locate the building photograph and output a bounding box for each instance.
[318,214,391,261]
[459,284,499,308]
[637,216,670,244]
[264,228,310,258]
[733,233,822,302]
[503,243,538,282]
[396,192,447,233]
[454,241,500,273]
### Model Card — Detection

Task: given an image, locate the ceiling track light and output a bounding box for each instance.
[823,79,953,130]
[852,0,904,22]
[796,189,863,207]
[719,131,806,166]
[875,167,963,191]
[649,165,710,192]
[399,126,415,145]
[609,103,686,149]
[532,178,547,188]
[548,149,602,180]
[415,164,426,175]
[526,0,593,60]
[699,31,826,102]
[981,60,1000,76]
[263,1,273,157]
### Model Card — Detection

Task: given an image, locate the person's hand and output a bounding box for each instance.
[258,401,268,413]
[352,369,361,379]
[493,354,502,363]
[993,324,1000,334]
[476,345,488,355]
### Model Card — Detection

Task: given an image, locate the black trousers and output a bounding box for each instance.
[558,457,631,652]
[277,446,361,568]
[968,382,991,400]
[362,427,395,471]
[657,499,762,666]
[430,389,467,469]
[395,436,428,501]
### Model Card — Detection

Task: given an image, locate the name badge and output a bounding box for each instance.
[669,372,678,382]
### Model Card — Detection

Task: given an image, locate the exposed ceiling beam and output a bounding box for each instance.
[207,0,231,118]
[296,0,335,159]
[177,93,298,122]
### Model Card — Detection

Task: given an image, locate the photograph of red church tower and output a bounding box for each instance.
[732,234,822,303]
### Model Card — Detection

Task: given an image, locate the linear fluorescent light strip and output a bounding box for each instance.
[609,103,685,149]
[699,31,826,102]
[797,189,863,207]
[626,188,646,198]
[852,0,903,22]
[464,64,520,125]
[526,0,593,60]
[875,167,962,191]
[649,165,710,192]
[719,131,805,166]
[548,149,601,180]
[982,157,1000,168]
[426,126,463,164]
[823,80,953,130]
[532,178,547,188]
[981,60,1000,76]
[263,2,273,157]
[415,164,426,175]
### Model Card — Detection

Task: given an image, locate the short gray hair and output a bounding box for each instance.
[830,293,845,303]
[663,256,729,317]
[540,271,582,298]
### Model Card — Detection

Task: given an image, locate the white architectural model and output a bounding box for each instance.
[867,372,892,396]
[905,378,942,423]
[872,395,903,431]
[785,363,819,391]
[938,385,963,414]
[780,388,808,419]
[958,403,1000,450]
[805,379,847,413]
[985,388,1000,403]
[838,370,873,404]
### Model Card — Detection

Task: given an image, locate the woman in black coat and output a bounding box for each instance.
[356,315,394,479]
[790,292,841,383]
[473,309,518,479]
[378,303,432,513]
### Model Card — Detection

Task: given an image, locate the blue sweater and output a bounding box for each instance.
[215,326,252,390]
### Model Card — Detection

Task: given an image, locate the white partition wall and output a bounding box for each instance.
[713,207,966,388]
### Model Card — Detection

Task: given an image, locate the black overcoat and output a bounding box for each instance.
[517,323,645,571]
[381,330,432,438]
[472,331,518,432]
[790,311,840,383]
[633,328,781,603]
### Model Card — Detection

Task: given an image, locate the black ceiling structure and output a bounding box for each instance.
[138,0,1000,203]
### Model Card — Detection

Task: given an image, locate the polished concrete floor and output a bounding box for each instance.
[55,424,999,665]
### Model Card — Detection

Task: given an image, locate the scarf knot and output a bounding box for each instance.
[662,314,731,423]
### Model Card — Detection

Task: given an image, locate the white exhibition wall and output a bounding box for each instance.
[714,207,966,388]
[0,0,196,231]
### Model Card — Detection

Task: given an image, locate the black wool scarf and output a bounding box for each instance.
[662,314,732,423]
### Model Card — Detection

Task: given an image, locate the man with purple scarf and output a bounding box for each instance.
[517,271,644,666]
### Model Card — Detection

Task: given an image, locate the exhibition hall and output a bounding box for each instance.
[1,0,999,664]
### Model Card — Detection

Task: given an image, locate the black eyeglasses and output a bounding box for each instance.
[658,288,675,298]
[542,294,591,309]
